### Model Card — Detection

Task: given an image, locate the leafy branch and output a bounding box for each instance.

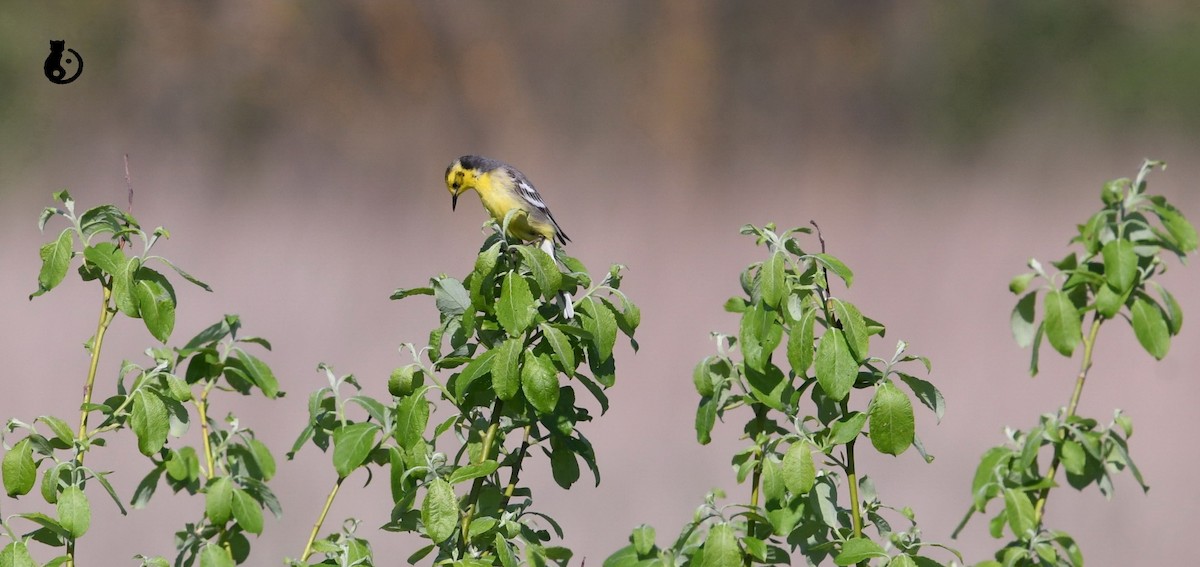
[957,160,1196,566]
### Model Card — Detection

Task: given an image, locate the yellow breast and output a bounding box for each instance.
[474,175,552,242]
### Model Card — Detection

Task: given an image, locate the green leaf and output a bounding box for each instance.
[1061,440,1086,477]
[110,256,141,318]
[1043,290,1082,357]
[896,372,945,422]
[760,251,786,308]
[231,488,263,535]
[421,478,458,543]
[522,353,560,414]
[828,411,868,446]
[390,286,434,300]
[1131,297,1170,360]
[132,268,177,343]
[433,277,471,316]
[1009,273,1036,294]
[78,204,125,237]
[695,397,717,445]
[540,323,577,376]
[41,462,67,504]
[832,299,869,361]
[1156,202,1198,252]
[1003,488,1036,538]
[1156,285,1183,335]
[740,302,783,372]
[0,541,36,567]
[815,328,856,401]
[812,253,854,288]
[549,440,581,488]
[388,365,421,398]
[1094,282,1126,319]
[971,447,1008,511]
[518,245,563,299]
[888,555,918,567]
[2,437,36,497]
[700,523,742,567]
[1102,239,1138,293]
[620,300,641,337]
[82,242,125,276]
[333,422,381,477]
[56,486,90,537]
[781,442,815,495]
[724,297,748,313]
[232,350,280,398]
[868,381,915,456]
[491,338,523,401]
[760,456,784,504]
[165,446,201,482]
[1011,292,1038,348]
[787,308,816,375]
[451,351,495,400]
[745,360,786,410]
[497,273,536,337]
[474,239,503,277]
[448,460,499,485]
[131,389,170,456]
[1029,322,1045,376]
[205,477,233,525]
[692,358,716,397]
[632,524,656,556]
[158,257,212,292]
[834,538,887,565]
[32,228,74,298]
[582,298,619,363]
[199,542,234,567]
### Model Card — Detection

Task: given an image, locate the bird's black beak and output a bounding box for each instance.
[452,192,459,211]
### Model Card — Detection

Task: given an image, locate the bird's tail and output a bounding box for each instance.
[540,238,575,319]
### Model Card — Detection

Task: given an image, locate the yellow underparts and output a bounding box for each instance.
[472,175,555,242]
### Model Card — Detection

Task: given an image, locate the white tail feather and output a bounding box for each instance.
[540,238,575,318]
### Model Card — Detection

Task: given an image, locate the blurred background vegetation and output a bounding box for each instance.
[1,2,1197,566]
[5,1,1200,193]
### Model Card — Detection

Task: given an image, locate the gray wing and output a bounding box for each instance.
[509,167,570,244]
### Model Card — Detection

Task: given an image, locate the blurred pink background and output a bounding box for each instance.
[1,3,1197,565]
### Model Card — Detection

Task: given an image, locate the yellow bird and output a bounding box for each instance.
[445,155,574,317]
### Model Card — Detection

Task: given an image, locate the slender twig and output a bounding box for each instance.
[499,424,533,507]
[743,407,768,567]
[67,286,115,567]
[123,154,134,213]
[300,476,346,562]
[809,222,866,543]
[76,287,115,449]
[845,437,864,538]
[461,401,504,550]
[1033,317,1103,525]
[196,382,217,479]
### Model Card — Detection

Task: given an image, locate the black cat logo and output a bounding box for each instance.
[44,40,83,84]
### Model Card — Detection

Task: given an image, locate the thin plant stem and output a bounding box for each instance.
[744,446,764,567]
[1033,317,1103,525]
[743,406,768,567]
[845,438,864,539]
[67,286,115,567]
[196,382,217,478]
[300,476,345,562]
[77,286,115,451]
[461,401,504,550]
[500,424,533,507]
